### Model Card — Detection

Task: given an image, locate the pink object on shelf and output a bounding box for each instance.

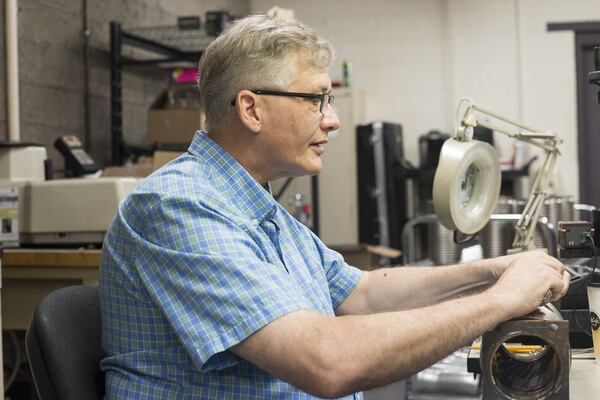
[171,68,199,84]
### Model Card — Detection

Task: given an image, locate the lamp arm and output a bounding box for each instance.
[470,103,540,133]
[457,99,563,252]
[511,149,559,251]
[473,121,559,152]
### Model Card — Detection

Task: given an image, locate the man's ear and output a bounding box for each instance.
[235,90,261,134]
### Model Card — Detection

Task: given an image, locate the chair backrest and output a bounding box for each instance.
[25,285,105,400]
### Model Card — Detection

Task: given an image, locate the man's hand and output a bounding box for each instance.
[487,252,570,319]
[482,250,565,282]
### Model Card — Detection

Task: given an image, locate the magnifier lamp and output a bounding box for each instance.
[433,98,562,253]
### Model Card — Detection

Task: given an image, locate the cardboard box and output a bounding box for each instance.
[103,156,154,178]
[332,244,402,271]
[148,84,205,145]
[152,150,184,171]
[103,165,152,178]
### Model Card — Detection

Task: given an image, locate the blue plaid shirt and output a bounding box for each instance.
[100,131,363,399]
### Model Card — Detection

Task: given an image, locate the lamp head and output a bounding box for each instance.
[433,138,501,235]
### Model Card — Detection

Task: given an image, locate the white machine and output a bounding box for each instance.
[0,145,138,246]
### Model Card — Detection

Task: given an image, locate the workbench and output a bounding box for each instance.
[570,358,600,398]
[0,248,99,399]
[1,248,100,330]
[0,249,598,400]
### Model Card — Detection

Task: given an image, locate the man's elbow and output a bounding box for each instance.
[297,341,363,398]
[298,369,355,399]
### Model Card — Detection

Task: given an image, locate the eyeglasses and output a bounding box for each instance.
[230,90,335,114]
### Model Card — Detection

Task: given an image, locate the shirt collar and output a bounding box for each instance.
[188,131,278,223]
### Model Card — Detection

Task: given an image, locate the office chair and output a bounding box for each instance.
[25,285,105,400]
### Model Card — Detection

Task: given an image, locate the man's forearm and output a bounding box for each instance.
[325,289,509,396]
[347,261,496,315]
[239,289,511,398]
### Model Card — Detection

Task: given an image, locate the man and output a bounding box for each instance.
[99,15,570,399]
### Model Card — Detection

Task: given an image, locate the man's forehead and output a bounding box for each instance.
[289,69,332,92]
[287,52,331,91]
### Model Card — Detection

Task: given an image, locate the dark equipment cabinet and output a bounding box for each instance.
[356,122,408,252]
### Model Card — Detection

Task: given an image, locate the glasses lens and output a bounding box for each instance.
[320,94,334,113]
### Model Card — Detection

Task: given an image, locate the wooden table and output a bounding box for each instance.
[1,248,100,330]
[0,248,100,399]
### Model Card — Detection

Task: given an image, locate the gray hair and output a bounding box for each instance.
[198,14,334,131]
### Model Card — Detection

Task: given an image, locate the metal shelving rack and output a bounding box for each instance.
[109,20,211,165]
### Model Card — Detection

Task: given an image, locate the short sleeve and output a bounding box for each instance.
[123,196,309,372]
[321,245,363,309]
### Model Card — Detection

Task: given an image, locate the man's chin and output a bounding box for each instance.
[286,164,322,178]
[303,162,323,176]
[276,159,323,179]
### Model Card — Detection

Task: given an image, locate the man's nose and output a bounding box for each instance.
[320,104,341,132]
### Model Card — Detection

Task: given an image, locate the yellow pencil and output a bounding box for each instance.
[471,344,544,353]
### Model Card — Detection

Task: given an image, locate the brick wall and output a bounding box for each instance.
[0,0,249,169]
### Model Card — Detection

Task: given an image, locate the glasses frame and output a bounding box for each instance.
[230,89,334,114]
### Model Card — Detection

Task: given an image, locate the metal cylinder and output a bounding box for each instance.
[539,195,575,250]
[491,338,559,393]
[428,222,460,265]
[543,195,575,230]
[480,197,513,258]
[481,305,570,399]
